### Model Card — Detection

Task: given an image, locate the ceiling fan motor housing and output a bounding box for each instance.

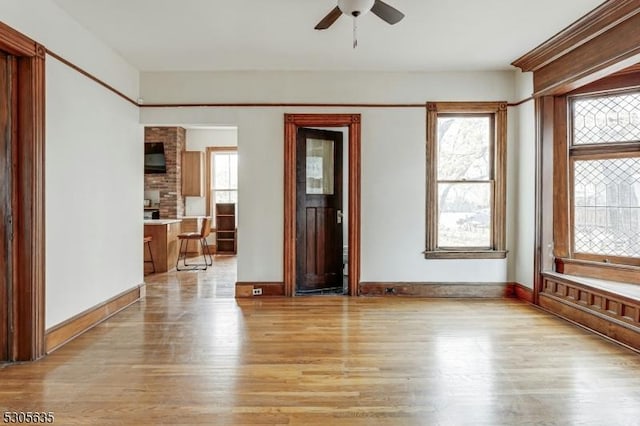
[338,0,375,17]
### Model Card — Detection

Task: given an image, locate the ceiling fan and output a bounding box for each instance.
[315,0,405,47]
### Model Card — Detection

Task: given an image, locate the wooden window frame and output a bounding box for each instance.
[205,146,238,230]
[425,101,508,259]
[554,83,640,280]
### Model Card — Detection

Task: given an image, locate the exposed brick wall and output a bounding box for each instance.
[144,127,186,218]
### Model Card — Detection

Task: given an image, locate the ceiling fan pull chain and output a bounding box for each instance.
[353,17,358,48]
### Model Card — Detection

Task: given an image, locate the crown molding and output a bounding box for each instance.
[512,0,640,72]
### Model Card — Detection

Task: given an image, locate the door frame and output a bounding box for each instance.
[0,22,46,361]
[284,114,361,297]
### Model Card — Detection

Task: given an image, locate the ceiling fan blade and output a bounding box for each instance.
[315,6,342,30]
[371,0,405,25]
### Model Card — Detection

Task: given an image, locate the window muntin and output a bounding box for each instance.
[425,102,507,259]
[569,89,640,266]
[573,92,640,145]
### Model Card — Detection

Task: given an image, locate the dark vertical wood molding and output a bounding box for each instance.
[283,114,361,297]
[0,24,45,361]
[539,97,557,302]
[552,96,569,258]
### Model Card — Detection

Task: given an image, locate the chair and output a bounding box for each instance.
[176,217,213,271]
[143,236,155,274]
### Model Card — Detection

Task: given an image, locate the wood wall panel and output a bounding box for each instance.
[540,273,640,350]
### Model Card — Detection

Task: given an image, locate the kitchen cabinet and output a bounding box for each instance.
[182,151,204,197]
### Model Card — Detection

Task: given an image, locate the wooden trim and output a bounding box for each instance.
[45,284,144,354]
[45,49,138,107]
[0,23,46,362]
[508,97,534,107]
[512,0,640,72]
[573,252,640,268]
[144,103,425,108]
[540,273,640,351]
[425,102,507,257]
[568,68,640,95]
[516,2,640,96]
[552,96,569,258]
[283,114,361,297]
[235,282,285,298]
[534,96,557,304]
[141,101,533,109]
[359,282,513,298]
[0,22,38,56]
[423,250,507,259]
[555,258,640,284]
[513,283,534,303]
[538,295,640,353]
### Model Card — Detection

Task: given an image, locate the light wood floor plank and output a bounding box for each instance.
[1,256,640,424]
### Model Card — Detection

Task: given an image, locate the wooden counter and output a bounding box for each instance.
[144,219,182,273]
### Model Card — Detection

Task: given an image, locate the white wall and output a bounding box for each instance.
[1,0,142,328]
[512,71,536,288]
[46,57,142,328]
[0,0,139,99]
[184,128,238,216]
[140,70,517,284]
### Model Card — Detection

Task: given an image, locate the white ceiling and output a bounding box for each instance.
[52,0,604,72]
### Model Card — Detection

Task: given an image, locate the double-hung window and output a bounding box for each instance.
[425,102,507,259]
[208,149,238,228]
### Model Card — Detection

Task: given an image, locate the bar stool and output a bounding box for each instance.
[176,217,213,271]
[144,236,155,275]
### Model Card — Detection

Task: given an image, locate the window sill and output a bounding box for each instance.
[424,250,508,260]
[555,258,640,285]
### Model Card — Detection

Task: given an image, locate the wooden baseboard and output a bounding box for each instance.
[236,282,284,297]
[45,284,145,354]
[513,282,534,303]
[359,282,513,298]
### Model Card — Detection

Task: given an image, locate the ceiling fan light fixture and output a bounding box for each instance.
[337,0,375,17]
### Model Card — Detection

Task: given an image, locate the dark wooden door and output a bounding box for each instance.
[296,128,343,293]
[0,51,13,361]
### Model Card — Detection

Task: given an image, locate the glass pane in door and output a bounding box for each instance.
[306,138,334,195]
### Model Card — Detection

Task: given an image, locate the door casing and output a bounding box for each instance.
[284,114,361,297]
[0,22,46,361]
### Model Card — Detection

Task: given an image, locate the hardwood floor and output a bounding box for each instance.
[1,256,640,425]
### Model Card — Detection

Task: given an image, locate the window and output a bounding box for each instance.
[568,89,640,266]
[206,148,237,228]
[425,102,507,259]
